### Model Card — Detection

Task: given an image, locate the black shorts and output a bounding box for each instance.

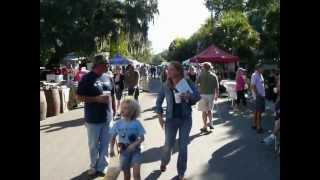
[115,90,123,100]
[128,87,139,100]
[255,95,265,112]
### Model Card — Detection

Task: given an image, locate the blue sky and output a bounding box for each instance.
[148,0,211,54]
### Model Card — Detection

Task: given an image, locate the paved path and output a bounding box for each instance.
[40,78,279,180]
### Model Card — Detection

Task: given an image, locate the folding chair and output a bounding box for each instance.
[226,84,237,107]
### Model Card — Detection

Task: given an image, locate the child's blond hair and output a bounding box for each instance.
[120,98,141,120]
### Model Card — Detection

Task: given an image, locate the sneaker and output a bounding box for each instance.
[160,164,166,172]
[200,128,209,133]
[96,171,106,177]
[208,123,214,130]
[87,168,96,176]
[263,135,275,146]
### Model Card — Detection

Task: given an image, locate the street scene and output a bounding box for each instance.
[41,79,279,180]
[40,0,280,180]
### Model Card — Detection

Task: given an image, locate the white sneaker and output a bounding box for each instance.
[103,167,108,174]
[263,135,275,146]
[87,168,96,176]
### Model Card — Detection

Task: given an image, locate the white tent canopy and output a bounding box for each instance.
[182,59,190,65]
[160,61,169,66]
[128,58,143,67]
[63,52,85,61]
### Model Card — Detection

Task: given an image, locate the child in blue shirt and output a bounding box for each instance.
[109,98,145,180]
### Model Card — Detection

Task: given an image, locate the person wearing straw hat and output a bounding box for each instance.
[76,55,112,178]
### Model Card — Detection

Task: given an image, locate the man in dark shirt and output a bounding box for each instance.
[76,55,111,177]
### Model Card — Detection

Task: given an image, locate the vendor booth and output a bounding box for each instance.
[109,54,132,65]
[190,44,240,64]
[190,44,241,105]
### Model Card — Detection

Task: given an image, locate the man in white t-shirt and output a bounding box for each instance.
[250,63,265,134]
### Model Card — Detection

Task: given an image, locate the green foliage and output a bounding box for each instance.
[244,0,280,63]
[40,48,55,66]
[262,2,280,62]
[151,54,164,65]
[166,10,259,65]
[205,0,245,19]
[40,0,158,66]
[215,10,260,51]
[165,0,279,66]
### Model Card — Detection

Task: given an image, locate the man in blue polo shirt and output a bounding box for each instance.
[77,55,112,177]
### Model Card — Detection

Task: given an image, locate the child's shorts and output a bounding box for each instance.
[120,148,142,170]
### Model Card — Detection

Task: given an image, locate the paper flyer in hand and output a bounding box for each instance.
[175,79,193,93]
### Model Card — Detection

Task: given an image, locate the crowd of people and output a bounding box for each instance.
[75,54,280,180]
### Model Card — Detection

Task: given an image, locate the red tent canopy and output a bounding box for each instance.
[190,44,240,63]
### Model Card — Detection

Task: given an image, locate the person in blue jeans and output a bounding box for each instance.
[155,61,201,180]
[77,55,113,177]
[109,98,145,180]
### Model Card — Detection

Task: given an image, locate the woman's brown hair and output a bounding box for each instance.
[166,61,184,89]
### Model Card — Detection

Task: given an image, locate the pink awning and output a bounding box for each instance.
[190,44,240,64]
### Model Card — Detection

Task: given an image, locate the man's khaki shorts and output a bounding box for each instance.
[198,94,214,112]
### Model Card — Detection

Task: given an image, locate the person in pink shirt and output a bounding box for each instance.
[75,66,89,82]
[235,68,247,108]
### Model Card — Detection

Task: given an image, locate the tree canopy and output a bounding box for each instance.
[40,0,158,66]
[164,0,279,70]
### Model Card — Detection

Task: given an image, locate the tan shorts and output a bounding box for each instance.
[198,94,214,112]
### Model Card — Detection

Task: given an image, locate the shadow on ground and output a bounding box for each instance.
[189,139,279,180]
[40,118,84,133]
[142,132,210,164]
[144,115,159,121]
[70,171,91,180]
[187,100,279,180]
[144,170,162,180]
[142,106,156,113]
